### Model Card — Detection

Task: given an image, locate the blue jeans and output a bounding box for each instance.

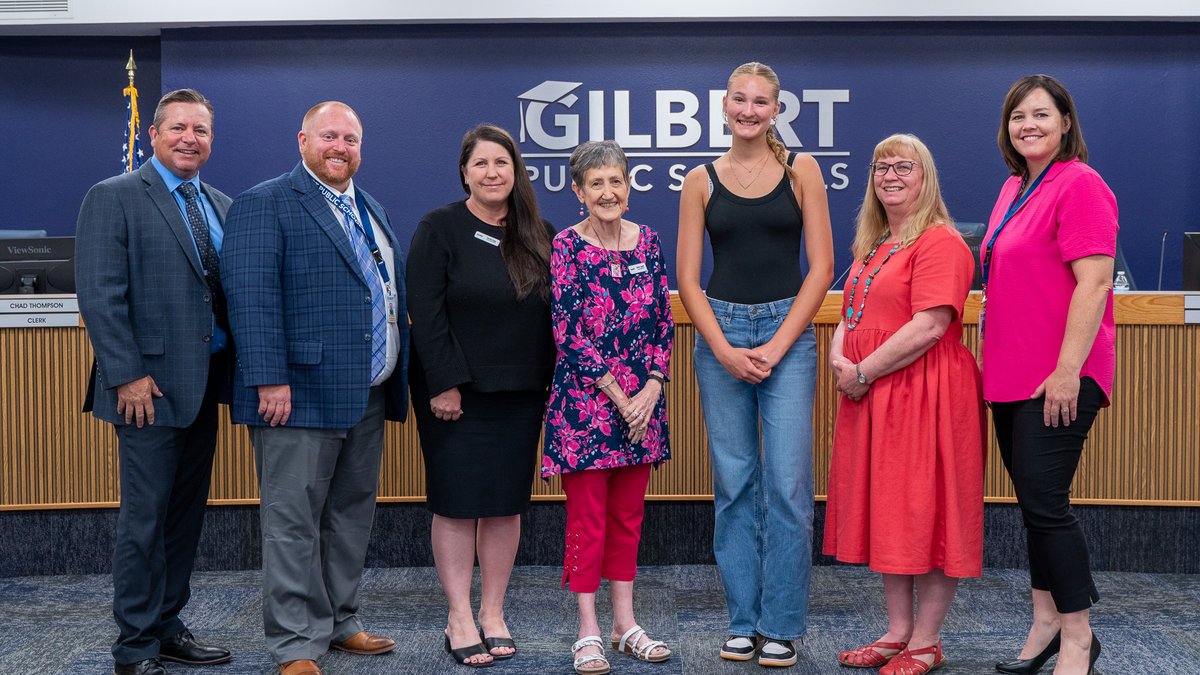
[694,295,816,641]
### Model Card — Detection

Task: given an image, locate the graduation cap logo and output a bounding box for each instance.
[518,80,583,151]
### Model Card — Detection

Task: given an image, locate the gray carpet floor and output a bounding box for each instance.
[1,565,1196,674]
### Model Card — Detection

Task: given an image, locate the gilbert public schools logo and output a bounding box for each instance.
[516,80,853,192]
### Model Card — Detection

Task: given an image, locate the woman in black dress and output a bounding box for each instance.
[407,124,555,668]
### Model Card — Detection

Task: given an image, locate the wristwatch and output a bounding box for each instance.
[855,364,868,385]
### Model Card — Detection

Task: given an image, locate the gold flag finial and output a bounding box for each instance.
[125,50,136,85]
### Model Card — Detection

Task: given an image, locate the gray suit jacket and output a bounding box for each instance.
[76,161,232,427]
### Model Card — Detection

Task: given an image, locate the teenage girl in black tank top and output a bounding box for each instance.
[678,80,833,380]
[702,152,804,304]
[676,62,834,667]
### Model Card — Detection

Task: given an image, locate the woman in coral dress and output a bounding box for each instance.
[824,134,985,675]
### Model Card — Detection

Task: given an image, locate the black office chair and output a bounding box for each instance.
[954,222,986,290]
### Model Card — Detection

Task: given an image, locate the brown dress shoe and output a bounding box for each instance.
[331,630,397,655]
[280,660,321,675]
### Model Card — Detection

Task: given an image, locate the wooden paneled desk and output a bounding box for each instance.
[1,292,1196,510]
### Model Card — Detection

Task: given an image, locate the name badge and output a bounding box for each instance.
[386,284,398,324]
[474,231,500,246]
[627,262,648,274]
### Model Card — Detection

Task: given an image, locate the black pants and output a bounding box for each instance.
[111,354,225,665]
[992,377,1104,614]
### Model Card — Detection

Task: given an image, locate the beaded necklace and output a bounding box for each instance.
[845,231,901,330]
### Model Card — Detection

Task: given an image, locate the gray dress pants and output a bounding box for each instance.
[251,387,386,663]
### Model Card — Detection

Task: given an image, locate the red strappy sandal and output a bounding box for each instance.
[879,642,945,675]
[838,640,907,668]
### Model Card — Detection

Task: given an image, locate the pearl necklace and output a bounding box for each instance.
[845,231,901,330]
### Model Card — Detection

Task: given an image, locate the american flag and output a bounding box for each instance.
[121,80,144,173]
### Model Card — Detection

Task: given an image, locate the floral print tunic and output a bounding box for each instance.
[542,224,673,477]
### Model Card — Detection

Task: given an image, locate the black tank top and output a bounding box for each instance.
[703,154,805,304]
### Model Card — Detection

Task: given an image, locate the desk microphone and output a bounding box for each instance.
[1157,229,1169,290]
[831,259,855,290]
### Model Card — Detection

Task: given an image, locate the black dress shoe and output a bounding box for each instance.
[159,630,233,665]
[996,631,1061,674]
[114,657,167,675]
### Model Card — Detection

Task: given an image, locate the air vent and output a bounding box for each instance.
[0,0,70,18]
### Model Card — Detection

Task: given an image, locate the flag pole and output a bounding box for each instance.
[123,51,141,173]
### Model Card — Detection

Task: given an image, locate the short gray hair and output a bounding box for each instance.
[569,140,628,187]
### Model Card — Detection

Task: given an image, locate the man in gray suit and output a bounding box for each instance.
[77,89,234,675]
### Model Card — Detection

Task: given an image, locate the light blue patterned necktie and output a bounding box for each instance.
[339,194,387,380]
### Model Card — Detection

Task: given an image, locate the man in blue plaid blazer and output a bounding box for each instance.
[222,101,408,675]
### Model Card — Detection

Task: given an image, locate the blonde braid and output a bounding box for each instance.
[765,126,796,182]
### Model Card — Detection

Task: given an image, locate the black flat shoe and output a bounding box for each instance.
[996,631,1061,674]
[444,632,494,668]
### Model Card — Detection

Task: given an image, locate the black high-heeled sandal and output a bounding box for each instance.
[444,632,494,668]
[995,631,1061,674]
[1087,633,1101,675]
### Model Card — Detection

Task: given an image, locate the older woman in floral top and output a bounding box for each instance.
[543,140,673,675]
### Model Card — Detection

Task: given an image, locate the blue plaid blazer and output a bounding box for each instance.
[222,163,409,429]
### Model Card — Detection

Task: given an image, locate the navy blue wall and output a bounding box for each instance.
[7,23,1198,287]
[0,36,160,234]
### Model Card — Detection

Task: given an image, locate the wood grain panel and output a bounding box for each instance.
[2,292,1197,510]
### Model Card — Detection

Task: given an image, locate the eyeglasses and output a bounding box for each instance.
[870,160,917,177]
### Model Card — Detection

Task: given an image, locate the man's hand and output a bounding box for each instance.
[117,375,164,428]
[257,384,292,427]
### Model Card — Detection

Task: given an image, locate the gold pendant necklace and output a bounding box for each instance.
[728,153,770,190]
[589,219,623,278]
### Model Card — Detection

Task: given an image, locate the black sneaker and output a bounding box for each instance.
[758,638,797,667]
[720,635,759,661]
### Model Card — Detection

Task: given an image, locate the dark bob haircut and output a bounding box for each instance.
[997,74,1088,177]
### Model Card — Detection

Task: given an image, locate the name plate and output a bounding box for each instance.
[0,313,81,328]
[0,297,79,313]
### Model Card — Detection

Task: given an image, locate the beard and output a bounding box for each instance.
[304,151,360,188]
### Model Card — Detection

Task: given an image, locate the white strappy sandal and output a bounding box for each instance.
[611,625,672,663]
[572,636,610,675]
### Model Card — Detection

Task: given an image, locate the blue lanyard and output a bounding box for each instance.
[981,162,1053,286]
[313,179,391,284]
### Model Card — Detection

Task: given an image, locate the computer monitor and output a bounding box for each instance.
[1184,232,1200,291]
[0,237,76,294]
[954,221,985,290]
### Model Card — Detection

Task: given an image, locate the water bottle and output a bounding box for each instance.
[1113,270,1130,292]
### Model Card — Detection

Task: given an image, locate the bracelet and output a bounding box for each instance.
[647,372,665,384]
[596,376,616,390]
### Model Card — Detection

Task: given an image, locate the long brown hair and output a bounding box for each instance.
[727,62,795,181]
[458,124,551,301]
[852,134,953,259]
[997,74,1088,177]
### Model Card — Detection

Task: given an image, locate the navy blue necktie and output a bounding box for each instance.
[177,182,227,332]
